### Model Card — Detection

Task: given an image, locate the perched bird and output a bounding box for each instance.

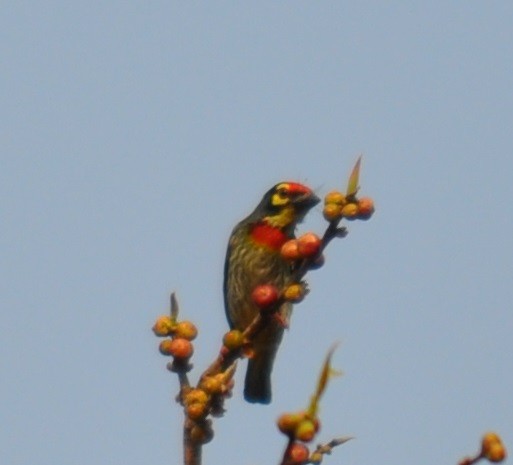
[224,182,320,403]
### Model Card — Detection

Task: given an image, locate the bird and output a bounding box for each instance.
[223,182,320,403]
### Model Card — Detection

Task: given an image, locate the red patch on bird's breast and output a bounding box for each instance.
[250,223,288,251]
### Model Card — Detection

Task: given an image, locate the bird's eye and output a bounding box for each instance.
[277,188,288,198]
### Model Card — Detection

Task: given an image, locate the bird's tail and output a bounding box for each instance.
[244,345,276,404]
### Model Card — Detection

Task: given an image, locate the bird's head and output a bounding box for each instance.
[252,182,320,231]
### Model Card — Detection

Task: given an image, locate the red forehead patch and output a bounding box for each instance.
[281,182,312,195]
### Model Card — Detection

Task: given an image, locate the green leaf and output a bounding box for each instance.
[346,155,362,197]
[307,344,341,417]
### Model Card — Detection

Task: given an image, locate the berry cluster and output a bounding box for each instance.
[250,282,308,313]
[153,309,237,446]
[323,190,375,222]
[153,316,197,363]
[277,410,321,464]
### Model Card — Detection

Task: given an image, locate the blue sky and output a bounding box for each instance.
[2,3,512,464]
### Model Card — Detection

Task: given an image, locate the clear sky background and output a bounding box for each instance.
[2,3,512,465]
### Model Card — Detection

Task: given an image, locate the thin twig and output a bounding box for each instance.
[308,436,354,464]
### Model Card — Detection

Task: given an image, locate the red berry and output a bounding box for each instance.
[251,284,279,309]
[287,442,310,463]
[297,232,322,258]
[357,197,375,219]
[170,338,194,360]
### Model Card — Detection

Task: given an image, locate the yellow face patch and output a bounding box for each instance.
[271,183,291,207]
[264,205,295,228]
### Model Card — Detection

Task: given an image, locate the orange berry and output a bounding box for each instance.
[357,197,375,219]
[158,339,174,356]
[277,412,305,435]
[183,388,209,406]
[482,432,501,449]
[186,402,208,421]
[295,419,316,442]
[169,338,194,360]
[341,202,359,220]
[222,329,245,350]
[251,284,279,309]
[487,443,507,462]
[324,190,346,206]
[323,203,343,222]
[287,442,310,463]
[152,315,175,337]
[283,284,306,303]
[297,232,322,258]
[175,320,198,340]
[482,432,507,462]
[281,239,301,261]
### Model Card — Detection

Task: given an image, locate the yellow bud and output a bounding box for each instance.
[158,339,174,356]
[482,432,507,462]
[175,320,198,340]
[284,284,306,303]
[487,443,507,462]
[482,432,501,449]
[200,376,224,395]
[222,330,245,350]
[152,315,175,337]
[341,203,359,220]
[323,203,343,222]
[324,190,346,206]
[186,402,208,421]
[183,388,209,406]
[295,419,316,443]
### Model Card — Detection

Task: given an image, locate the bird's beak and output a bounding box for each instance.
[294,191,320,211]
